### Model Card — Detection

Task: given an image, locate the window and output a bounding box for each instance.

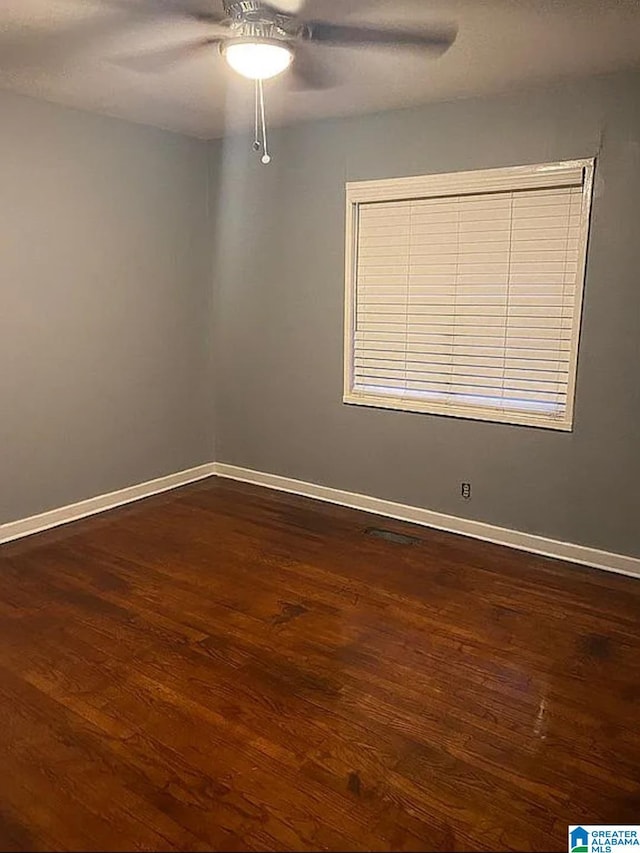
[344,160,595,430]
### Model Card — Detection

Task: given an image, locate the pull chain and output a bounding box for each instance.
[253,79,261,153]
[252,79,272,165]
[258,79,271,165]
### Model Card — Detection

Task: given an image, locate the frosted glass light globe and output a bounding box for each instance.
[224,41,293,80]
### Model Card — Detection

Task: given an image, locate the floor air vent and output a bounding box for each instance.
[365,528,421,546]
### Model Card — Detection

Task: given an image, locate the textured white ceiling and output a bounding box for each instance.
[1,0,640,138]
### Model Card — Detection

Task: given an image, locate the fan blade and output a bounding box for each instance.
[100,0,226,20]
[290,46,338,90]
[303,21,457,52]
[268,0,377,14]
[112,36,223,72]
[0,2,229,72]
[264,0,305,11]
[97,0,228,26]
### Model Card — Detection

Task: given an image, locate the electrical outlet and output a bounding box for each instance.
[461,482,472,500]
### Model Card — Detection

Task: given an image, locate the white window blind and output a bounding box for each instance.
[344,161,595,430]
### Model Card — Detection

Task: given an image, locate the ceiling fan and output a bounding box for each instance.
[113,0,456,160]
[120,1,457,78]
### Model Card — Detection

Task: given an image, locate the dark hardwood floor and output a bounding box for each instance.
[0,477,639,852]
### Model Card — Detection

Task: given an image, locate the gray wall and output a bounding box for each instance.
[1,91,214,524]
[211,71,640,557]
[3,74,639,557]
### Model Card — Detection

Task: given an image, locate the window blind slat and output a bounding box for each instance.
[354,365,569,387]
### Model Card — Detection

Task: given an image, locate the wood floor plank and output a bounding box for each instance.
[1,477,639,851]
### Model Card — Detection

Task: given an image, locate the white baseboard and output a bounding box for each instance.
[214,463,640,580]
[3,460,639,581]
[0,463,216,545]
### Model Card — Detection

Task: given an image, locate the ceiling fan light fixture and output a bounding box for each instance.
[223,40,293,80]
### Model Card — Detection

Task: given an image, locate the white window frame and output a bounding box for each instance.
[343,159,595,431]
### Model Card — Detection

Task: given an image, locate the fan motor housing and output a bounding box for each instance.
[223,1,296,41]
[224,1,276,20]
